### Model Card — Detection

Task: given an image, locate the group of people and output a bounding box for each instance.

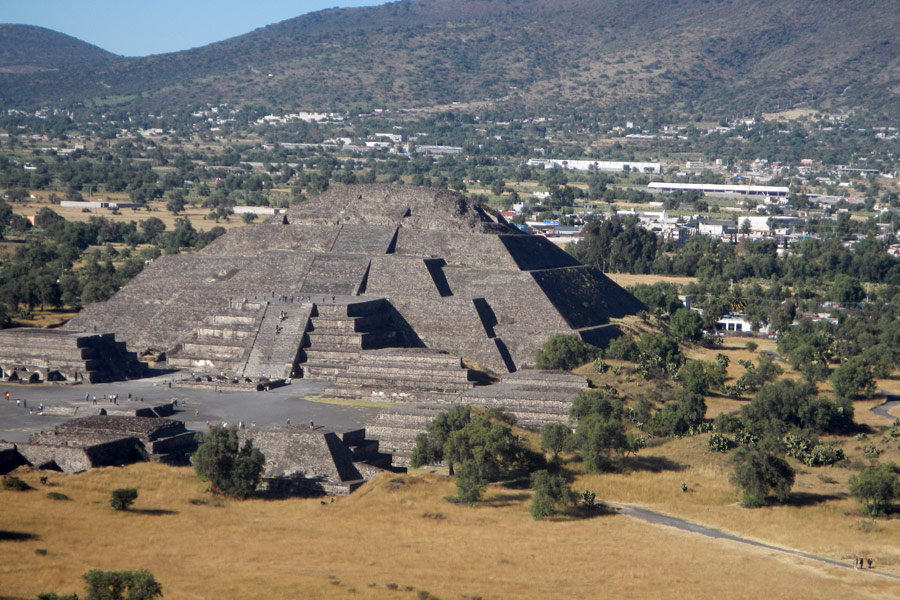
[8,393,43,415]
[84,392,133,404]
[855,557,874,569]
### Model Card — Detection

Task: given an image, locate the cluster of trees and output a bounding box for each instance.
[0,203,225,324]
[410,406,538,504]
[39,569,162,600]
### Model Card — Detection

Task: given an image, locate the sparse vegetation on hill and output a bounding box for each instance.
[3,0,900,119]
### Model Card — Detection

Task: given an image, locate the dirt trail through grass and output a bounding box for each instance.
[611,503,900,579]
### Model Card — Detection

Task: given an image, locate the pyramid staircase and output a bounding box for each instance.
[299,299,399,380]
[168,299,267,374]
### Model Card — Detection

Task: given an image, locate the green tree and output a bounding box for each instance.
[637,334,684,377]
[534,334,599,371]
[741,379,854,436]
[410,406,471,474]
[830,274,864,303]
[670,308,703,342]
[573,413,627,473]
[529,470,577,520]
[848,463,900,517]
[83,569,162,600]
[192,427,265,499]
[677,360,724,396]
[729,445,795,507]
[540,422,572,460]
[454,459,486,505]
[110,488,137,511]
[830,356,874,400]
[165,190,186,215]
[139,217,166,242]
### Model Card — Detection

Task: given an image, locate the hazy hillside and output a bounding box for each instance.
[2,0,900,118]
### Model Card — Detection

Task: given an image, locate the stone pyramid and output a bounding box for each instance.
[65,184,642,376]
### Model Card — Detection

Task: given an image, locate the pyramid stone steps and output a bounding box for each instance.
[181,340,245,358]
[322,348,478,400]
[301,348,361,364]
[305,330,397,348]
[301,364,346,379]
[299,299,404,381]
[310,313,388,332]
[239,303,313,379]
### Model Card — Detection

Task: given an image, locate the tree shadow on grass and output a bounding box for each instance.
[0,530,39,541]
[480,492,532,508]
[782,491,846,507]
[619,455,686,473]
[131,508,178,516]
[556,502,619,521]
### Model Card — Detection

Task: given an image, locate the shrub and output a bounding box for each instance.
[2,476,32,491]
[670,308,703,342]
[605,336,639,361]
[707,432,733,453]
[729,446,794,508]
[47,492,70,501]
[529,470,577,520]
[83,569,162,600]
[534,334,600,371]
[848,463,900,517]
[714,413,744,434]
[110,488,138,511]
[804,444,845,467]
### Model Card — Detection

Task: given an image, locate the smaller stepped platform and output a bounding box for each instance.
[0,329,145,384]
[238,426,401,495]
[322,348,479,402]
[455,370,589,429]
[364,370,590,466]
[14,415,198,472]
[365,404,447,467]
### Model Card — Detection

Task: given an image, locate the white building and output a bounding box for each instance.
[648,182,790,197]
[527,159,663,173]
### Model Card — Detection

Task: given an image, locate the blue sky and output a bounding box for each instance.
[2,0,390,57]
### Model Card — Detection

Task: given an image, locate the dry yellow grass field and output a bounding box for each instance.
[2,461,899,600]
[10,195,247,232]
[606,272,698,288]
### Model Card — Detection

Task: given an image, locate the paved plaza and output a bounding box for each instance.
[0,373,383,444]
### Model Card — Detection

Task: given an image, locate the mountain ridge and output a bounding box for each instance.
[2,0,899,118]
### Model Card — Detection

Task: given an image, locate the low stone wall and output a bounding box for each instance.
[17,436,143,473]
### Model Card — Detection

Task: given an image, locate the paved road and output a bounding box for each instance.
[611,503,900,579]
[0,373,383,443]
[872,393,900,421]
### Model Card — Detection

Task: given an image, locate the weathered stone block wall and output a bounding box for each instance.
[16,437,142,473]
[239,429,362,484]
[394,229,520,269]
[0,442,26,475]
[330,224,398,254]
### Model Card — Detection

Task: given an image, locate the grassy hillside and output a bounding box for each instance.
[2,0,900,118]
[2,442,898,599]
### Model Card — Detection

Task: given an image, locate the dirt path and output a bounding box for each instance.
[610,502,900,580]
